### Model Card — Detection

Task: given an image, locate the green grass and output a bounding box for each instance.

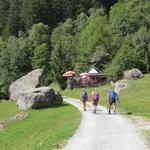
[119,74,150,117]
[0,101,81,150]
[145,130,150,148]
[50,83,61,92]
[0,100,21,121]
[61,74,150,117]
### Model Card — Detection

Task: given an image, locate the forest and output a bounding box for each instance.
[0,0,149,99]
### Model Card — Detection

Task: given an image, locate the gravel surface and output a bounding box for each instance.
[63,98,148,150]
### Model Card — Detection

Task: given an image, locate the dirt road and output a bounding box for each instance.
[63,98,148,150]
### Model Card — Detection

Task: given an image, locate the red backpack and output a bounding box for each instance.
[94,92,99,101]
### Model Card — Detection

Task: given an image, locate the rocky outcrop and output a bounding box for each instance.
[115,80,128,95]
[9,69,43,101]
[123,68,143,80]
[17,87,63,110]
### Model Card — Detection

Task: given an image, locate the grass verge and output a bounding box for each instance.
[0,101,81,150]
[144,130,150,148]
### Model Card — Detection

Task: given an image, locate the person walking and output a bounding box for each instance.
[108,88,119,114]
[80,88,88,111]
[91,88,99,114]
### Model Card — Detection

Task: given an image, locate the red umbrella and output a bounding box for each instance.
[63,71,75,77]
[80,72,89,76]
[82,75,91,81]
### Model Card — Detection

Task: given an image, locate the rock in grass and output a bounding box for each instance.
[0,122,7,131]
[9,69,44,101]
[123,68,143,80]
[17,87,63,110]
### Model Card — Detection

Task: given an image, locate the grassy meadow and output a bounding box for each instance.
[119,74,150,117]
[0,101,81,150]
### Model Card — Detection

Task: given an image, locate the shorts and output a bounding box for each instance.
[81,98,87,102]
[92,99,98,105]
[109,99,116,105]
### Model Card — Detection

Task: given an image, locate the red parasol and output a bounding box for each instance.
[63,71,75,77]
[81,75,91,81]
[80,72,89,76]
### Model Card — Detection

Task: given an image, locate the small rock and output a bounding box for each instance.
[0,122,7,131]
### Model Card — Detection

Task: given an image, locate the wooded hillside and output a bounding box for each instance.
[0,0,149,98]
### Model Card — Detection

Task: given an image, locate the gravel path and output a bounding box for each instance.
[63,98,148,150]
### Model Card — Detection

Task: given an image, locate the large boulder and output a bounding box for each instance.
[9,69,43,101]
[17,87,63,110]
[123,68,143,80]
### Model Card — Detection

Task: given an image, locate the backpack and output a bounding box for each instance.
[109,90,116,102]
[93,92,99,101]
[82,91,87,99]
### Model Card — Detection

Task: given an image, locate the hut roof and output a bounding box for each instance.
[88,68,99,74]
[88,66,107,77]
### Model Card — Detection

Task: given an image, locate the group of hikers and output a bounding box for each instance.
[80,87,119,114]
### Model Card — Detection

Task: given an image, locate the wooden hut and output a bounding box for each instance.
[75,67,107,87]
[87,67,107,86]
